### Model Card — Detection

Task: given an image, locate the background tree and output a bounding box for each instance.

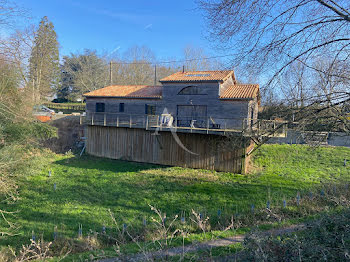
[200,0,350,137]
[110,45,176,86]
[59,49,107,101]
[199,0,350,81]
[29,16,59,103]
[183,45,222,71]
[0,26,35,88]
[0,0,26,27]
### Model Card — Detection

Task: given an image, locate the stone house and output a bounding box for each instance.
[84,70,260,131]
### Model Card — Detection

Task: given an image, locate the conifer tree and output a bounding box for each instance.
[29,16,59,103]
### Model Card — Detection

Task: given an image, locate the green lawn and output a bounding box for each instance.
[1,144,350,252]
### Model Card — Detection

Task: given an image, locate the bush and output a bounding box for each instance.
[0,121,57,146]
[241,209,350,261]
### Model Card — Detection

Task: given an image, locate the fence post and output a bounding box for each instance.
[117,116,119,127]
[104,114,106,126]
[146,115,149,130]
[129,115,132,128]
[91,114,94,125]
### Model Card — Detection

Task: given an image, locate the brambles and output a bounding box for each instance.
[242,208,350,261]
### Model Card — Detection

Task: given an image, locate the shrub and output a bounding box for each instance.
[241,208,350,261]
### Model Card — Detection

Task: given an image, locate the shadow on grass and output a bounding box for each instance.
[54,154,166,173]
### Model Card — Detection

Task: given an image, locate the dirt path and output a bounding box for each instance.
[98,224,305,262]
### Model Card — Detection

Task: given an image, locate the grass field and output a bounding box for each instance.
[1,144,350,254]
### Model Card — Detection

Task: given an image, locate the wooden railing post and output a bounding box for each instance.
[91,114,94,125]
[207,118,209,134]
[104,113,106,126]
[117,116,119,127]
[146,115,149,130]
[129,115,132,128]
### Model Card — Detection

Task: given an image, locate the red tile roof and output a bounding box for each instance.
[160,70,234,82]
[220,84,260,100]
[84,85,162,99]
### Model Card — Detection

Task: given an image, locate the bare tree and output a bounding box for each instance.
[110,45,176,86]
[199,0,350,81]
[278,61,311,108]
[0,0,26,28]
[183,45,223,71]
[0,26,35,88]
[200,0,350,147]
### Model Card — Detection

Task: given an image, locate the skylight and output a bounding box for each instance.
[185,74,211,77]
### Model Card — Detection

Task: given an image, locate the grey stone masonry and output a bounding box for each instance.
[84,71,259,132]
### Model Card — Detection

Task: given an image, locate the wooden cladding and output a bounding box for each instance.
[86,126,252,173]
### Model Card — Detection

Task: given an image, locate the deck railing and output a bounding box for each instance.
[81,112,287,136]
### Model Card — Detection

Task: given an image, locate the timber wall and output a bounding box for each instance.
[86,125,251,173]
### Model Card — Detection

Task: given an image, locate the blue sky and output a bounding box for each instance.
[17,0,216,60]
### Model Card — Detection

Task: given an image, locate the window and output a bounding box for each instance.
[145,104,156,115]
[178,86,206,95]
[119,103,125,112]
[96,103,105,112]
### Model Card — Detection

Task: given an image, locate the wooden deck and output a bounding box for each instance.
[81,113,287,137]
[86,125,253,173]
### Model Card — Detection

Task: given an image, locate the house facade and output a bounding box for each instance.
[83,70,260,174]
[84,70,260,131]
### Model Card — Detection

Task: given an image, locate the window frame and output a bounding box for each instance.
[178,86,207,95]
[119,103,125,112]
[145,104,156,115]
[95,102,105,112]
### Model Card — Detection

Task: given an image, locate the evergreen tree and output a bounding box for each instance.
[29,16,59,103]
[59,50,107,101]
